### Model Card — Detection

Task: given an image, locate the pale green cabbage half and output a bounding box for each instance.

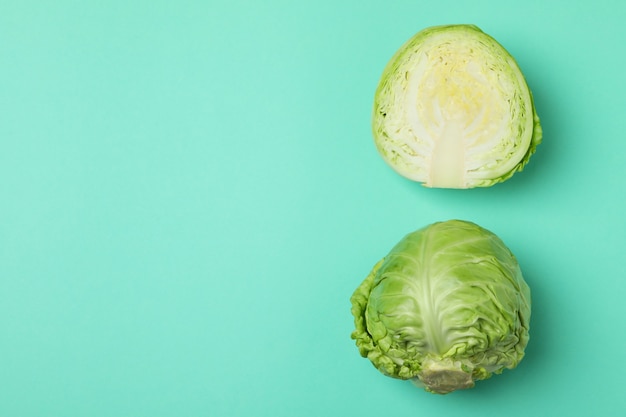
[372,25,542,188]
[350,220,531,394]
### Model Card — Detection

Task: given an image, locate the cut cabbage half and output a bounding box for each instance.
[372,25,542,188]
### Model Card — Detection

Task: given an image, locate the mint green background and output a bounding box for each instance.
[1,0,625,416]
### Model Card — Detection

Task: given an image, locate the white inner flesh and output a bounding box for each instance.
[400,35,528,188]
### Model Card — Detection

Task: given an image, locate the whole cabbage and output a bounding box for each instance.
[350,220,531,394]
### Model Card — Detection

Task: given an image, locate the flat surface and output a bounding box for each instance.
[1,1,625,416]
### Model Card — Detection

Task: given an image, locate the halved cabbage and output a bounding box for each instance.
[372,25,542,188]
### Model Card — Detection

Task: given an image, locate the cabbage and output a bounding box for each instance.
[372,25,542,188]
[350,220,530,394]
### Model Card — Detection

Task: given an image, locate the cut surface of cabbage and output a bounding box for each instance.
[372,25,542,188]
